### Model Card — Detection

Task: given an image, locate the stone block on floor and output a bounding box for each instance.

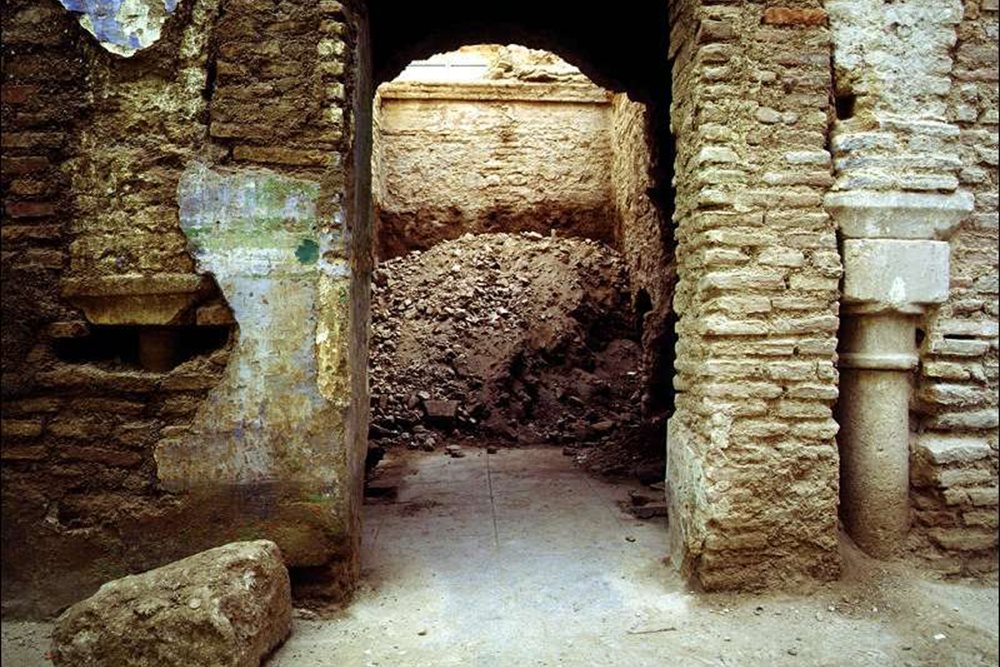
[50,540,291,667]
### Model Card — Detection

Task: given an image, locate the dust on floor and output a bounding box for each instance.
[3,446,998,667]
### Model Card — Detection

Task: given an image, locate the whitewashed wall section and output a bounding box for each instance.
[157,163,349,490]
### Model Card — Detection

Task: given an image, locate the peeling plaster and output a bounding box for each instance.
[59,0,179,57]
[161,163,346,490]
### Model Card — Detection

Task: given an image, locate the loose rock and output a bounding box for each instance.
[51,540,292,667]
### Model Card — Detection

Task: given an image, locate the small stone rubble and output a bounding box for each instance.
[369,232,657,475]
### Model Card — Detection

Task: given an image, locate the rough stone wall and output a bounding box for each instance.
[666,0,842,590]
[373,76,614,259]
[1,0,368,616]
[609,94,676,434]
[828,0,999,570]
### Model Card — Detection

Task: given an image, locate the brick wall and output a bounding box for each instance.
[0,0,194,616]
[611,96,673,317]
[910,0,999,571]
[666,0,842,589]
[1,0,84,378]
[828,0,998,570]
[1,0,363,616]
[609,94,676,434]
[210,0,347,172]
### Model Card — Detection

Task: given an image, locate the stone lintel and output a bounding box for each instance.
[61,274,212,325]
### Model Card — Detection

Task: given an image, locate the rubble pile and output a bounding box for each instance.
[369,232,652,470]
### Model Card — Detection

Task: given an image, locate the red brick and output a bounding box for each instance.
[1,398,63,415]
[8,179,52,196]
[58,446,144,468]
[211,122,274,140]
[0,446,48,461]
[1,419,45,438]
[698,19,737,43]
[233,145,329,167]
[1,156,49,175]
[196,303,236,325]
[5,201,56,218]
[14,248,64,270]
[1,224,62,242]
[1,132,66,149]
[15,109,77,127]
[5,56,82,81]
[161,371,223,391]
[48,321,90,338]
[762,7,828,26]
[0,85,39,105]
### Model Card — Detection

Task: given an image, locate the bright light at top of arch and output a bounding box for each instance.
[393,48,492,83]
[390,44,587,85]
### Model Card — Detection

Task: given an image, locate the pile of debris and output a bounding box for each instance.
[369,232,649,467]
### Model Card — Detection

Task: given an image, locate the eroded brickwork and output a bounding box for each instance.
[610,95,676,433]
[666,0,842,589]
[1,0,366,616]
[911,0,999,570]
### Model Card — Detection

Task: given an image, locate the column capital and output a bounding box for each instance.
[825,191,974,241]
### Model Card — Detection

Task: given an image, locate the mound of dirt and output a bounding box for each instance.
[369,232,654,470]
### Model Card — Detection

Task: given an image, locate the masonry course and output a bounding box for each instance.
[0,0,997,619]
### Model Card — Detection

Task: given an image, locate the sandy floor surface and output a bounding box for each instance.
[4,447,998,667]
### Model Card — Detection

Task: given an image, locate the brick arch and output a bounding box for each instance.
[1,0,855,619]
[369,0,846,591]
[368,0,671,100]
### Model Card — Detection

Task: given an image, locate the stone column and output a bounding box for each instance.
[826,192,972,557]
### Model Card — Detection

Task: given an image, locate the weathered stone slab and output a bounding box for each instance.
[61,274,212,325]
[51,541,291,667]
[842,239,950,310]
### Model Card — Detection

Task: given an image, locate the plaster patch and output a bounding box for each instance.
[59,0,179,57]
[163,163,343,489]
